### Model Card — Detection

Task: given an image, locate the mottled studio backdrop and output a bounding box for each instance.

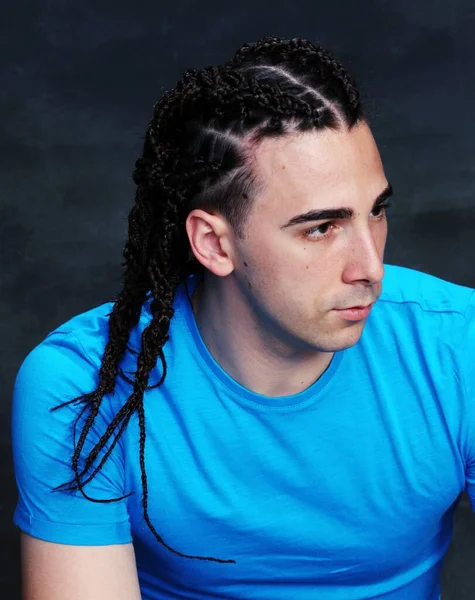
[1,1,475,598]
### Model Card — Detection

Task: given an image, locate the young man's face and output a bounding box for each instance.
[231,121,389,353]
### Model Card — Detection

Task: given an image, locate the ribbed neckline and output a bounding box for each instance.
[176,274,344,412]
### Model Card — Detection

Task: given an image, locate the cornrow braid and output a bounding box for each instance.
[233,35,362,121]
[52,35,365,564]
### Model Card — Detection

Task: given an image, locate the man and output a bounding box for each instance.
[12,35,473,599]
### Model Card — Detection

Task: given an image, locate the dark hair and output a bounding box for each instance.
[52,35,364,564]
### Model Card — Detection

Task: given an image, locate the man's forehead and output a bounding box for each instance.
[246,125,387,222]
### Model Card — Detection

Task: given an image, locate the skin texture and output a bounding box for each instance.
[21,534,142,600]
[187,122,389,397]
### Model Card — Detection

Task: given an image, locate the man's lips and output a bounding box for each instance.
[335,303,373,310]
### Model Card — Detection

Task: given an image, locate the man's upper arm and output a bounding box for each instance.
[12,331,132,544]
[21,533,141,600]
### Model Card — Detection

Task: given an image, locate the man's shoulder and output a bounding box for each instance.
[43,299,117,367]
[38,289,189,377]
[16,295,158,417]
[380,263,474,317]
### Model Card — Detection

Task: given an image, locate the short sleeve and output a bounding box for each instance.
[462,291,475,510]
[12,330,133,545]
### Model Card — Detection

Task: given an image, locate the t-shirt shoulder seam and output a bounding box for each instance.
[51,329,101,369]
[378,296,469,316]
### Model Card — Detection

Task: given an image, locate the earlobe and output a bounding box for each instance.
[185,209,235,277]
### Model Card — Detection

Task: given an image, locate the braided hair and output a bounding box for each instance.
[51,35,364,564]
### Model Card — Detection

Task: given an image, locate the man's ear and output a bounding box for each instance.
[185,209,235,276]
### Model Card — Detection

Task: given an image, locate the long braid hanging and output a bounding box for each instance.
[50,183,157,498]
[51,36,363,564]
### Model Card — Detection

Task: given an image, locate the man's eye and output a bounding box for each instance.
[303,202,392,242]
[372,202,392,217]
[304,222,335,241]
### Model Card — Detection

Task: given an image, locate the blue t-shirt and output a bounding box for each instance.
[12,264,475,599]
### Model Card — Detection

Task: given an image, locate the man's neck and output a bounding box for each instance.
[191,274,334,398]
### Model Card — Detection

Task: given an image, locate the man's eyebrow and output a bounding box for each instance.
[281,182,394,229]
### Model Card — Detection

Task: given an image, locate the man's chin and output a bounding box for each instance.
[316,324,366,353]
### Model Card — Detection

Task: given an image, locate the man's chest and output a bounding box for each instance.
[124,378,464,598]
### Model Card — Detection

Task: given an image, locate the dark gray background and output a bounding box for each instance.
[2,1,475,598]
